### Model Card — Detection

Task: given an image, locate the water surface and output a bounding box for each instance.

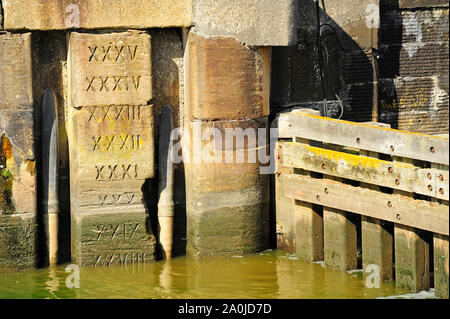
[0,250,430,299]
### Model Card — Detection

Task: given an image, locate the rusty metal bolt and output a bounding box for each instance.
[321,163,326,170]
[427,173,432,180]
[387,201,392,208]
[396,214,401,221]
[356,137,361,145]
[430,146,435,153]
[439,174,444,182]
[395,179,400,186]
[324,188,329,194]
[439,188,444,195]
[390,145,395,152]
[316,195,321,201]
[428,185,433,191]
[388,167,393,173]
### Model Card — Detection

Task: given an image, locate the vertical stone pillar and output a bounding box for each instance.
[67,31,156,266]
[0,32,37,271]
[184,31,271,257]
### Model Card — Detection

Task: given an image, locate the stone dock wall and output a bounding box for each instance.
[0,0,448,273]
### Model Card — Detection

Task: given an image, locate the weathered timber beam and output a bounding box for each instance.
[280,173,449,236]
[281,142,449,201]
[287,112,449,165]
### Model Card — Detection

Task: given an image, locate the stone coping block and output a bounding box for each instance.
[193,0,298,46]
[2,0,193,30]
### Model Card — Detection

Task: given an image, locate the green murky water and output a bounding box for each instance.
[0,250,431,299]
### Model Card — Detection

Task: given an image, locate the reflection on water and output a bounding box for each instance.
[0,250,420,299]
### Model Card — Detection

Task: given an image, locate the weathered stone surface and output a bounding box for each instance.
[0,33,36,216]
[271,1,379,123]
[186,32,270,121]
[70,105,154,196]
[0,33,37,271]
[193,0,298,46]
[382,0,449,9]
[318,0,381,50]
[68,31,156,265]
[69,31,152,108]
[379,7,449,134]
[0,214,36,271]
[380,9,449,45]
[0,32,33,109]
[0,114,36,215]
[184,118,270,257]
[71,211,156,266]
[184,30,271,257]
[2,0,192,30]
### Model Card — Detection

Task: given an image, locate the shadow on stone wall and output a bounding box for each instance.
[273,0,449,133]
[32,31,72,266]
[271,0,377,123]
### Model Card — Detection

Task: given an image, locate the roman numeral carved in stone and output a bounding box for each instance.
[88,45,139,63]
[91,135,142,151]
[92,223,141,241]
[97,193,136,206]
[85,76,141,92]
[87,106,144,122]
[95,164,138,180]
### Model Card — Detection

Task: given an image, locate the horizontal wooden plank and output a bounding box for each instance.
[273,108,320,139]
[288,111,449,165]
[280,173,449,236]
[281,142,449,201]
